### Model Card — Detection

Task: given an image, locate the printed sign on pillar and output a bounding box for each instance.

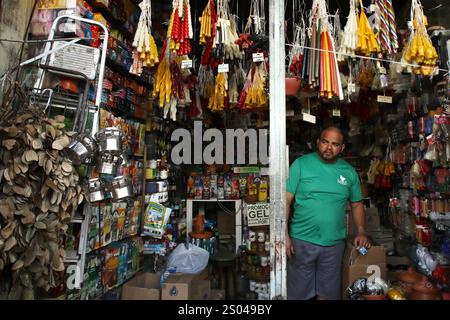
[246,203,270,226]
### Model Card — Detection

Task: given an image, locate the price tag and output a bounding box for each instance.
[302,113,316,124]
[377,95,393,104]
[348,82,356,93]
[332,109,341,117]
[379,66,387,74]
[181,59,193,69]
[252,52,265,62]
[218,63,229,73]
[370,4,376,12]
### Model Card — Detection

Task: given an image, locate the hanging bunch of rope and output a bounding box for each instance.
[130,0,159,75]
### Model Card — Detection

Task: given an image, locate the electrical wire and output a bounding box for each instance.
[216,199,244,216]
[286,43,450,74]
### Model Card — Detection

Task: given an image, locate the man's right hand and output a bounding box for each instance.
[286,235,295,259]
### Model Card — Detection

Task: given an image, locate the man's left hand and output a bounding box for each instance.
[354,232,371,249]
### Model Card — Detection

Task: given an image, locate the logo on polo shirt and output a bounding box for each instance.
[337,175,348,186]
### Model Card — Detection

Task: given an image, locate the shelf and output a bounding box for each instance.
[105,58,151,86]
[248,273,270,282]
[100,104,146,123]
[186,199,242,202]
[87,1,135,42]
[86,233,140,254]
[71,216,84,224]
[247,250,270,256]
[101,268,143,299]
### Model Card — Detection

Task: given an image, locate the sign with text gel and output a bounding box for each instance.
[247,203,270,226]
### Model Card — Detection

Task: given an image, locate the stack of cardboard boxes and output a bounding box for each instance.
[121,268,225,300]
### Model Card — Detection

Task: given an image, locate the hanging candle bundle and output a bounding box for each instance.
[211,0,242,61]
[208,72,228,112]
[303,0,343,100]
[237,62,268,111]
[228,63,246,107]
[198,65,215,98]
[400,0,438,76]
[152,45,172,108]
[131,0,159,74]
[374,0,399,55]
[199,0,217,46]
[357,0,380,56]
[167,0,193,56]
[337,0,358,61]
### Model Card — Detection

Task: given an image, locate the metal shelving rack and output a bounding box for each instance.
[28,14,109,291]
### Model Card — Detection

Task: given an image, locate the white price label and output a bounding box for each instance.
[302,113,316,124]
[377,95,393,104]
[332,109,341,117]
[181,59,193,69]
[348,82,356,93]
[379,66,387,74]
[218,63,229,73]
[252,52,265,62]
[370,4,376,12]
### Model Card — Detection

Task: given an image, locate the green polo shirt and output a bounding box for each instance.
[286,152,363,246]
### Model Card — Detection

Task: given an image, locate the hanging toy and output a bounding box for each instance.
[400,0,438,76]
[131,0,159,75]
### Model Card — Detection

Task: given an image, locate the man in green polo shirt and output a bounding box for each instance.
[286,126,370,300]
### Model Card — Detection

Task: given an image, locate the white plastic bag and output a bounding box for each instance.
[166,243,209,274]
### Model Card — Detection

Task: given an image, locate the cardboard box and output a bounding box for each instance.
[210,289,226,300]
[121,272,161,300]
[342,243,386,299]
[161,273,211,300]
[196,267,209,281]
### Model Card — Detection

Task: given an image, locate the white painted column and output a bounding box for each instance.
[269,0,287,300]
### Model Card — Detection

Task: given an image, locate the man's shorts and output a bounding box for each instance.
[287,238,345,300]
